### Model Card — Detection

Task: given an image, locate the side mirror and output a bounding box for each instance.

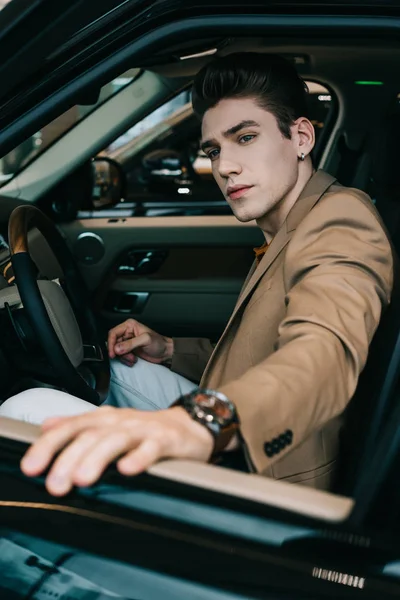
[91,157,125,209]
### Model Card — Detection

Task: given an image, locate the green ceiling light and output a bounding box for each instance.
[355,80,384,85]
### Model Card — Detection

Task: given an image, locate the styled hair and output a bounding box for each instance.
[192,52,309,139]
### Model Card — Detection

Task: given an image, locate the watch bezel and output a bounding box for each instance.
[180,388,237,433]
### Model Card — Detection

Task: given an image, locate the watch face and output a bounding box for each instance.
[194,392,235,425]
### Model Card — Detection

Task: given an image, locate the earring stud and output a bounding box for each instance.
[300,153,305,161]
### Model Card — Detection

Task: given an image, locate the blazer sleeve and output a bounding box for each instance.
[218,191,394,474]
[171,337,214,382]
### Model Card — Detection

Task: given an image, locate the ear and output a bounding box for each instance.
[292,117,315,159]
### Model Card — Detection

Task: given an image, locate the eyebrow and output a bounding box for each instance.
[200,119,260,153]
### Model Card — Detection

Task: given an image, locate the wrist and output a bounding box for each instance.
[172,389,239,458]
[170,406,214,460]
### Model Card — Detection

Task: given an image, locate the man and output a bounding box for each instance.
[0,52,393,496]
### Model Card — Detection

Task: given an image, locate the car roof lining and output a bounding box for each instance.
[74,36,399,129]
[1,11,400,158]
[144,37,400,83]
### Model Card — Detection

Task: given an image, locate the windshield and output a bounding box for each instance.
[0,68,139,184]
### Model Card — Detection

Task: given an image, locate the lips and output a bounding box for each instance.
[227,185,254,200]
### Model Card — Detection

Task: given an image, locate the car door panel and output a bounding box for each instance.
[60,216,263,339]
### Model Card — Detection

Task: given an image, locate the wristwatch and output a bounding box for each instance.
[174,388,239,456]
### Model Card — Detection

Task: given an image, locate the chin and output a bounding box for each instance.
[231,207,261,223]
[234,213,256,223]
[230,197,267,223]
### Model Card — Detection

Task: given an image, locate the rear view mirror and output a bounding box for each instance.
[91,157,125,209]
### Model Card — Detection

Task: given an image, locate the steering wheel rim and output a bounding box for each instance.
[8,205,109,405]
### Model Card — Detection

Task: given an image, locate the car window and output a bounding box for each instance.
[0,68,140,185]
[87,79,336,219]
[104,90,191,154]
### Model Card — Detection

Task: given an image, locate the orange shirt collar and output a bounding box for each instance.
[253,240,271,264]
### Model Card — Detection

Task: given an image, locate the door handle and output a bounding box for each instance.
[107,291,150,314]
[118,249,167,275]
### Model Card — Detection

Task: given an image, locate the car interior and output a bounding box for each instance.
[1,2,400,597]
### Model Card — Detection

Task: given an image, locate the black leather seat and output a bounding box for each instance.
[334,107,400,495]
[335,252,400,495]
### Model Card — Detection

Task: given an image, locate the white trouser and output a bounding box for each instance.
[0,358,197,425]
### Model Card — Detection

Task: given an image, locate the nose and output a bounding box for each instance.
[217,149,242,179]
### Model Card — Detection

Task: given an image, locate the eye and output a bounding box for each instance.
[207,148,220,161]
[239,134,256,144]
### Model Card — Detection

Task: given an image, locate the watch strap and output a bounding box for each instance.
[212,420,239,455]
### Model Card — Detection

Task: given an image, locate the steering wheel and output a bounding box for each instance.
[7,205,109,404]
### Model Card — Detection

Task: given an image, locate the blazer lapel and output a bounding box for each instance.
[232,170,338,320]
[201,170,337,383]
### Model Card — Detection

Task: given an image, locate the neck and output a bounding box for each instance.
[257,161,315,242]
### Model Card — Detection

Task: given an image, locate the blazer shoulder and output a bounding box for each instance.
[303,183,389,237]
[286,183,394,300]
[323,183,381,215]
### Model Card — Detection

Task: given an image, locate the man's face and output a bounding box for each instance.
[201,97,300,224]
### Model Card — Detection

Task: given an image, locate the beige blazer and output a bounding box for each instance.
[171,171,393,490]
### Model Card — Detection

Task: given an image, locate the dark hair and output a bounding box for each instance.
[192,52,309,139]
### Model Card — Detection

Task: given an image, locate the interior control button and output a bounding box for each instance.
[74,232,105,265]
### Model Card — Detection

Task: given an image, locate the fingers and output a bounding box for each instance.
[119,354,137,367]
[114,332,152,357]
[117,438,163,476]
[46,428,142,495]
[20,405,213,497]
[108,327,122,359]
[44,425,165,495]
[21,407,117,479]
[41,416,66,430]
[72,428,142,487]
[107,320,138,359]
[24,414,164,496]
[44,430,105,496]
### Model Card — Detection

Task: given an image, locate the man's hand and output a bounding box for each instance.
[108,319,174,367]
[20,406,214,497]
